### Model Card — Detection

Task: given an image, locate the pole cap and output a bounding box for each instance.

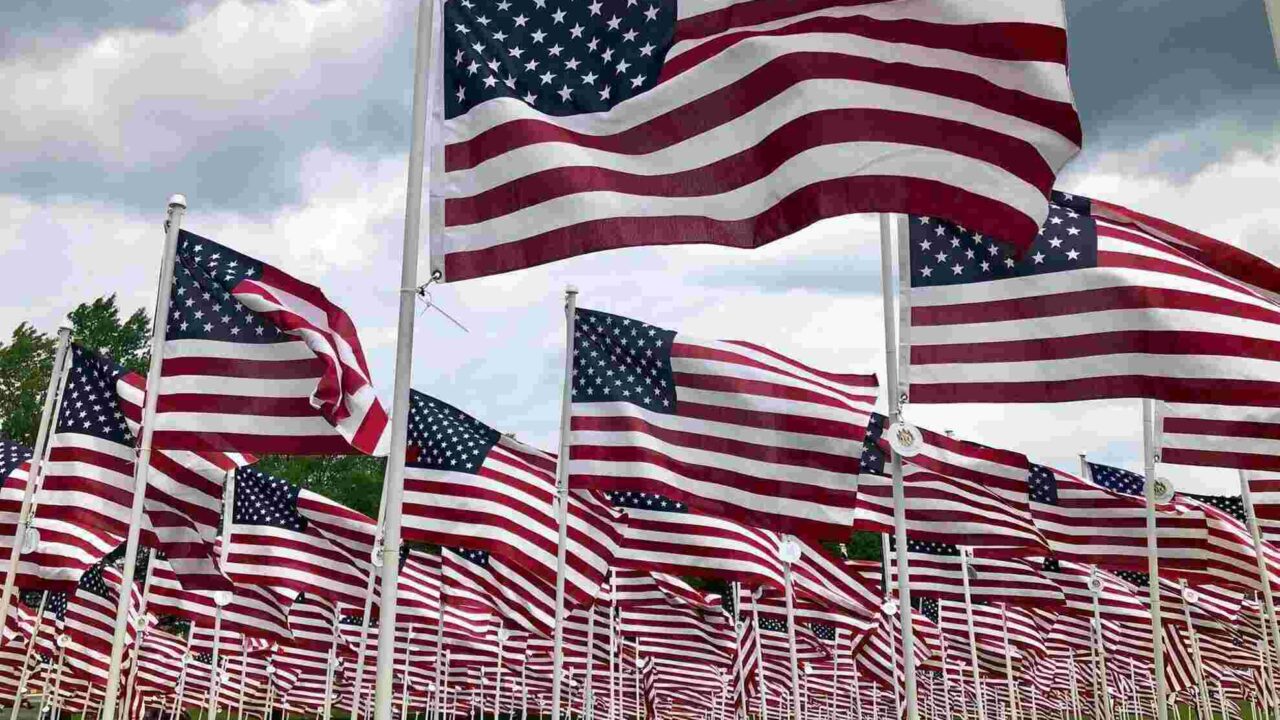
[57,318,73,333]
[566,284,579,295]
[168,194,188,209]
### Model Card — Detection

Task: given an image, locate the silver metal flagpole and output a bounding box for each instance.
[610,574,618,720]
[941,644,954,720]
[1141,399,1169,720]
[99,194,186,720]
[831,630,841,720]
[401,627,417,720]
[1088,569,1111,720]
[960,549,986,720]
[751,591,769,720]
[550,286,579,720]
[207,467,237,720]
[1178,583,1212,720]
[1241,467,1280,716]
[521,650,529,720]
[350,486,390,720]
[0,322,71,630]
[998,606,1018,720]
[496,628,507,720]
[322,602,341,720]
[170,630,195,720]
[634,638,642,720]
[780,536,801,720]
[373,0,439,713]
[881,212,920,720]
[880,535,902,719]
[121,551,158,719]
[234,645,246,720]
[586,605,596,720]
[1264,0,1280,66]
[7,590,49,717]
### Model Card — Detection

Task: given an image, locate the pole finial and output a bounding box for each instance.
[167,194,188,209]
[57,318,73,333]
[566,285,579,296]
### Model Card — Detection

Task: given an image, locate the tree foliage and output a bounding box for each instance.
[253,454,385,518]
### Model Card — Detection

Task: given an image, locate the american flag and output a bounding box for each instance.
[849,603,939,693]
[145,552,293,643]
[857,414,1045,550]
[1158,402,1280,472]
[1086,461,1211,574]
[444,547,555,637]
[153,230,389,456]
[223,468,368,607]
[888,540,1064,606]
[432,0,1082,281]
[0,436,33,566]
[61,558,142,684]
[1179,495,1280,593]
[569,307,874,539]
[605,490,786,594]
[1031,463,1205,574]
[402,389,622,607]
[1038,559,1148,623]
[904,192,1280,406]
[1243,471,1280,546]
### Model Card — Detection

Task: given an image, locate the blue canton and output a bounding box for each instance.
[605,490,686,513]
[453,547,491,567]
[572,308,677,413]
[57,346,134,445]
[810,622,835,641]
[1114,569,1149,588]
[0,436,32,482]
[912,596,939,624]
[1088,462,1146,497]
[1186,492,1247,524]
[758,615,787,633]
[444,0,676,118]
[232,468,308,532]
[1027,464,1060,505]
[169,231,285,345]
[859,413,888,477]
[406,390,499,473]
[78,559,117,602]
[909,191,1099,288]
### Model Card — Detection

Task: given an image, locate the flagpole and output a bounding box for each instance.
[998,606,1018,720]
[0,322,71,631]
[207,467,237,720]
[1178,582,1213,720]
[495,628,507,720]
[350,487,390,720]
[959,549,986,720]
[882,535,902,720]
[7,590,49,717]
[586,605,597,720]
[941,646,954,720]
[171,629,195,720]
[750,591,769,720]
[779,536,801,720]
[633,638,642,720]
[610,573,619,720]
[322,602,341,720]
[550,286,579,720]
[1240,468,1280,714]
[97,194,187,720]
[1140,399,1169,720]
[401,627,416,720]
[520,650,528,720]
[881,212,920,720]
[121,551,158,720]
[1088,569,1111,720]
[373,0,439,711]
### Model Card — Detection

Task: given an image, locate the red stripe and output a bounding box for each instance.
[912,330,1280,368]
[1163,415,1280,440]
[161,355,323,379]
[675,398,865,444]
[674,342,877,408]
[445,176,1038,281]
[448,51,1078,172]
[910,376,1280,407]
[151,430,363,456]
[1161,448,1280,472]
[572,414,860,473]
[668,14,1069,78]
[252,266,375,379]
[448,108,1053,226]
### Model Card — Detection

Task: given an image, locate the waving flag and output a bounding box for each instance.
[433,0,1082,281]
[858,415,1045,550]
[153,231,389,456]
[146,552,292,643]
[905,192,1280,406]
[889,540,1063,606]
[62,558,143,684]
[1084,461,1210,575]
[570,307,873,539]
[1158,402,1280,472]
[402,390,622,606]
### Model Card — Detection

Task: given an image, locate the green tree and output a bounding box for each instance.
[0,323,56,445]
[66,294,151,374]
[254,454,385,518]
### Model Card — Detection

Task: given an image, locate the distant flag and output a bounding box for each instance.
[570,307,874,539]
[146,552,292,644]
[152,231,390,456]
[402,390,623,607]
[62,558,143,684]
[857,414,1045,551]
[432,0,1083,281]
[223,468,367,607]
[904,192,1280,406]
[1085,461,1211,574]
[888,540,1064,606]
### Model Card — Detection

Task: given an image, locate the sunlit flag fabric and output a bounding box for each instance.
[1084,461,1210,574]
[62,558,142,684]
[904,192,1280,406]
[889,540,1064,606]
[1029,463,1205,573]
[1157,402,1280,472]
[432,0,1082,281]
[146,551,292,643]
[1244,471,1280,546]
[569,307,873,539]
[402,389,622,607]
[153,231,390,456]
[0,437,33,559]
[224,467,367,607]
[857,414,1045,551]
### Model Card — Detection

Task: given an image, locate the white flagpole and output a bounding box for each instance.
[322,602,341,720]
[521,651,529,720]
[610,574,618,720]
[1177,583,1212,720]
[99,194,187,720]
[373,0,439,713]
[881,212,920,720]
[831,630,841,720]
[351,486,390,720]
[1089,569,1111,720]
[1067,658,1079,720]
[1141,399,1169,720]
[941,646,954,720]
[633,639,642,720]
[586,606,597,720]
[207,467,238,720]
[170,630,195,720]
[751,592,769,720]
[401,627,416,720]
[780,536,801,720]
[960,549,986,720]
[0,322,71,630]
[550,286,579,720]
[880,535,902,719]
[496,628,507,720]
[37,643,66,720]
[121,551,158,720]
[8,590,49,716]
[853,661,862,720]
[1240,468,1280,715]
[234,645,246,720]
[998,606,1018,720]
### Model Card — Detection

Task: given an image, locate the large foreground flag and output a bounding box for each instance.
[153,231,390,456]
[569,307,874,539]
[432,0,1083,281]
[904,192,1280,406]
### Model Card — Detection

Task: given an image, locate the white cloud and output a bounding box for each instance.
[0,0,404,167]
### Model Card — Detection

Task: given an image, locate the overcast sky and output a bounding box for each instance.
[2,0,1278,495]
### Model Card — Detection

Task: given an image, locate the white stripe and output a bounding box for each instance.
[162,338,315,362]
[914,353,1280,385]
